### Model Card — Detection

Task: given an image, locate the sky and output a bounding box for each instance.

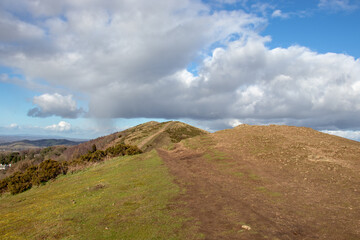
[1,0,360,140]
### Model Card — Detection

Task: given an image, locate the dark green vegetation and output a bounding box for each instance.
[0,151,24,165]
[3,160,67,195]
[0,143,142,195]
[0,146,68,166]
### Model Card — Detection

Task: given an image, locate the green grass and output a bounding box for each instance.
[0,151,199,240]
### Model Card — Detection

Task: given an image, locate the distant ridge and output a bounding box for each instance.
[0,139,83,151]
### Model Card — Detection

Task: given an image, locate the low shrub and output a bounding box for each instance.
[80,150,106,162]
[0,178,9,193]
[125,145,143,155]
[32,160,65,185]
[7,172,33,195]
[106,143,142,156]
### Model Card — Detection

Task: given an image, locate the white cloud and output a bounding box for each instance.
[28,93,83,118]
[0,0,359,133]
[271,9,289,18]
[0,0,265,96]
[45,121,71,132]
[318,0,358,12]
[88,35,360,130]
[229,119,242,127]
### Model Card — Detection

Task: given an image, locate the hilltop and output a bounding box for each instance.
[59,121,208,161]
[1,122,359,239]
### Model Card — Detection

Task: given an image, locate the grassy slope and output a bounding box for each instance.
[0,151,199,240]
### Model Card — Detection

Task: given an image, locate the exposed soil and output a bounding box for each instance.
[158,125,360,240]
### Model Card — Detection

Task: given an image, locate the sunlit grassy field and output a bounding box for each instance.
[0,151,198,240]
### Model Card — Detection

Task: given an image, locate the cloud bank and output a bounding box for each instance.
[0,0,360,131]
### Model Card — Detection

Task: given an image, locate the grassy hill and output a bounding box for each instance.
[1,122,360,239]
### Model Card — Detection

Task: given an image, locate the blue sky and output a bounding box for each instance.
[1,0,360,140]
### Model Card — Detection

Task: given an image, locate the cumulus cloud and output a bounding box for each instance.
[89,35,360,130]
[28,93,83,118]
[45,121,71,132]
[0,0,360,132]
[0,0,264,91]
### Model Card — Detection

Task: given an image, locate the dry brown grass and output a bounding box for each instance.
[159,124,360,240]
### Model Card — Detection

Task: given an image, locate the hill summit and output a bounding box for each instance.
[59,121,208,161]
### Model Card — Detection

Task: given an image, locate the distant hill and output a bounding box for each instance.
[0,139,83,151]
[0,135,86,144]
[1,122,359,239]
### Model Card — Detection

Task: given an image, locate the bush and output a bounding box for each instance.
[0,178,9,193]
[106,144,127,156]
[106,144,142,156]
[125,145,143,155]
[7,172,33,195]
[80,150,106,162]
[32,160,63,185]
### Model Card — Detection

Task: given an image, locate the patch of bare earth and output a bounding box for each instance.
[158,125,360,240]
